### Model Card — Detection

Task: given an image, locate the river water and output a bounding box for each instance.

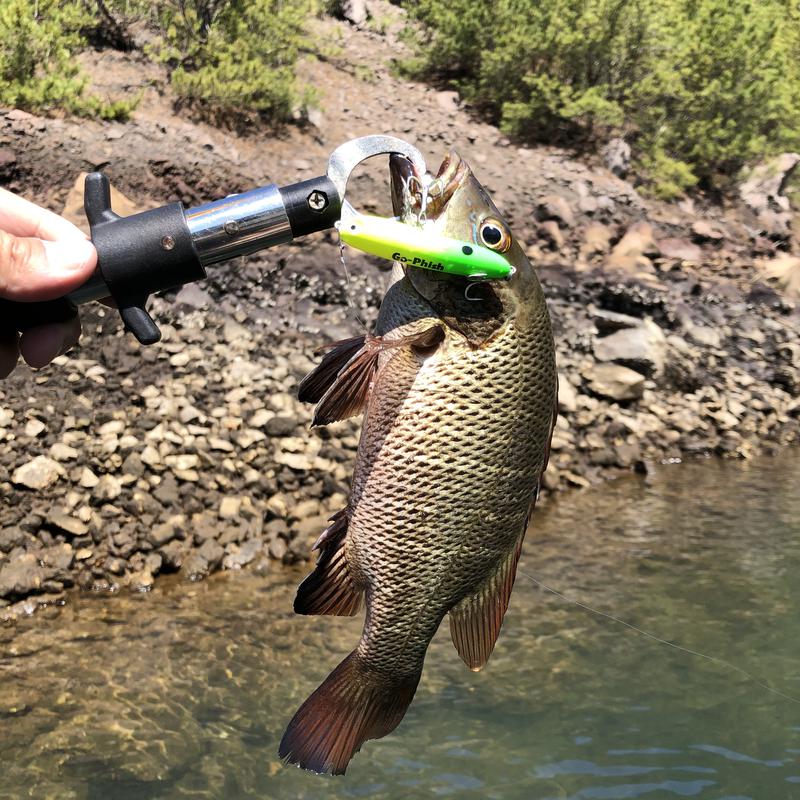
[2,454,799,799]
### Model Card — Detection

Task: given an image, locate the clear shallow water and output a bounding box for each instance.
[2,454,800,799]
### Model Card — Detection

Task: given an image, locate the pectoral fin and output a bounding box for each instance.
[449,534,525,671]
[299,327,444,427]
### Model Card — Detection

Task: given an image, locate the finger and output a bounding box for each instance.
[0,231,97,302]
[19,324,66,369]
[0,331,20,378]
[0,188,87,243]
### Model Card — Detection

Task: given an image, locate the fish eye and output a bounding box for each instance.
[479,218,511,252]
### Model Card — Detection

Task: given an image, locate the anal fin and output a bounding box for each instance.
[449,535,525,671]
[294,509,362,616]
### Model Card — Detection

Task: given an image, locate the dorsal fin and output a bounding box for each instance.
[449,534,525,671]
[294,509,363,617]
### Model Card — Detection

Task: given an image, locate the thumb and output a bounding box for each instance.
[0,230,97,302]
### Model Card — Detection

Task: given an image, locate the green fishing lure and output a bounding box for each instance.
[337,213,513,280]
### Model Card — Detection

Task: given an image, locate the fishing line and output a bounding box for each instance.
[338,234,368,334]
[518,569,800,707]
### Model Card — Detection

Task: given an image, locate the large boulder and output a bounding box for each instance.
[593,318,667,377]
[583,364,645,402]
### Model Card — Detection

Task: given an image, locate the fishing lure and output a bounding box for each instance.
[337,213,513,281]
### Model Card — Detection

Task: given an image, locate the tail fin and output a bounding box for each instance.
[279,651,420,775]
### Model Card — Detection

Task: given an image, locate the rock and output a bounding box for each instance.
[435,91,460,113]
[583,364,645,402]
[92,474,122,502]
[605,222,658,272]
[539,220,565,250]
[580,223,612,258]
[223,539,262,570]
[591,308,642,334]
[79,467,99,488]
[268,537,288,560]
[657,237,702,263]
[11,456,63,490]
[334,0,368,26]
[274,452,311,471]
[557,374,578,414]
[49,442,79,462]
[601,138,631,178]
[740,153,800,239]
[219,496,243,519]
[184,539,225,580]
[62,172,141,234]
[46,512,88,537]
[154,474,180,505]
[160,539,187,571]
[148,520,177,548]
[534,195,575,228]
[24,419,45,437]
[0,555,43,599]
[691,220,724,243]
[265,415,299,436]
[593,319,667,377]
[39,543,74,572]
[0,527,25,553]
[175,284,212,309]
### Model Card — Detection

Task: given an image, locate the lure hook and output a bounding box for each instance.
[464,280,488,302]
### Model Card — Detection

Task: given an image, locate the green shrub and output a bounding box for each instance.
[155,0,317,124]
[403,0,800,196]
[0,0,137,120]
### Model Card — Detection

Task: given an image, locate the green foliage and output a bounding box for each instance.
[0,0,137,120]
[403,0,800,195]
[154,0,316,124]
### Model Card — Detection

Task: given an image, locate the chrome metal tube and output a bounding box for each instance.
[185,184,293,266]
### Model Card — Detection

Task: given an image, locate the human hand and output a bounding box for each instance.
[0,187,97,378]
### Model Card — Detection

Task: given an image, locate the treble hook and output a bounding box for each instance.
[464,280,488,302]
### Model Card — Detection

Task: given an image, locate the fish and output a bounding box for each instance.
[278,151,558,775]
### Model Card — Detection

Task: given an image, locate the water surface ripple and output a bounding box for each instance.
[2,454,799,799]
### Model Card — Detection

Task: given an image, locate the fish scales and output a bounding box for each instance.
[349,278,555,675]
[280,151,557,775]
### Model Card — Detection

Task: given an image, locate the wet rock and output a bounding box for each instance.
[223,539,262,570]
[583,364,645,402]
[0,555,44,599]
[11,456,62,490]
[184,539,225,580]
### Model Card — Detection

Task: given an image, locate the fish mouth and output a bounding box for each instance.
[390,151,468,220]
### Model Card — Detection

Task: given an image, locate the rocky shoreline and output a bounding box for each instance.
[2,244,799,623]
[3,6,800,625]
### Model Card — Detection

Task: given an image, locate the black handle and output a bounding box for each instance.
[0,174,205,345]
[0,295,79,333]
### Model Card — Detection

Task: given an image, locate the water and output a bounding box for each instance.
[2,454,800,799]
